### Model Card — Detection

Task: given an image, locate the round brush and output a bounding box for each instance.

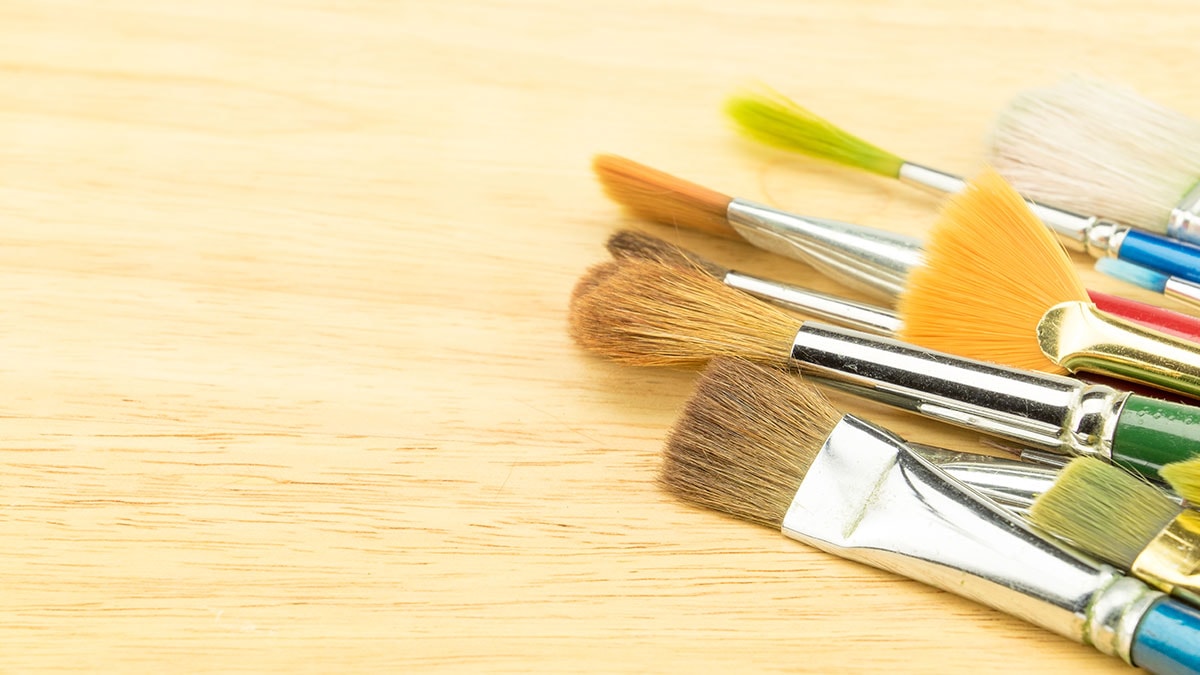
[663,357,1200,674]
[593,154,1200,343]
[1029,457,1200,608]
[989,76,1200,246]
[569,256,1200,479]
[726,87,1200,286]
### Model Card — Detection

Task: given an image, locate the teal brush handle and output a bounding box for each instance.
[1132,598,1200,675]
[1113,395,1200,480]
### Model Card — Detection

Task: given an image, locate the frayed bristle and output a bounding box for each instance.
[660,357,842,529]
[1161,456,1200,505]
[725,89,904,178]
[592,155,737,239]
[1029,457,1179,569]
[568,258,800,368]
[897,169,1089,374]
[989,76,1200,233]
[605,230,730,279]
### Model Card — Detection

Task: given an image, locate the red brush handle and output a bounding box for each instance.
[1088,290,1200,341]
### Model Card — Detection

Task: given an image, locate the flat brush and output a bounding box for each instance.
[570,257,1200,479]
[727,87,1200,285]
[1030,457,1200,609]
[899,169,1200,400]
[593,154,1200,344]
[663,357,1200,673]
[1096,258,1200,314]
[989,76,1200,247]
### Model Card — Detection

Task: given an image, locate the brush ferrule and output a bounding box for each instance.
[1038,300,1200,399]
[1085,221,1128,259]
[790,322,1122,460]
[722,271,902,336]
[782,415,1157,662]
[725,199,924,304]
[908,443,1060,511]
[1168,181,1200,243]
[1130,510,1200,607]
[898,162,966,195]
[1164,276,1200,310]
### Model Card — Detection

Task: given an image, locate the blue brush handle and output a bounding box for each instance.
[1120,229,1200,284]
[1132,598,1200,675]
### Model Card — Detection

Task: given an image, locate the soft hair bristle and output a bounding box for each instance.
[605,230,730,279]
[1161,456,1200,505]
[570,260,620,304]
[592,155,737,239]
[1029,457,1180,569]
[725,89,904,177]
[897,169,1089,374]
[988,76,1200,233]
[660,357,842,528]
[568,258,800,368]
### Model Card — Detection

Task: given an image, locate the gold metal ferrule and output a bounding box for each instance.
[1130,510,1200,607]
[1037,301,1200,399]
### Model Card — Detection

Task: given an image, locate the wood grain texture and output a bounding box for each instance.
[1,0,1196,671]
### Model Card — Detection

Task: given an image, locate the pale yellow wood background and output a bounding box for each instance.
[1,1,1196,672]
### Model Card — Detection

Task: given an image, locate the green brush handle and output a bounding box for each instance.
[1113,395,1200,480]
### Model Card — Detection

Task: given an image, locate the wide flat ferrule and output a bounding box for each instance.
[1131,510,1200,607]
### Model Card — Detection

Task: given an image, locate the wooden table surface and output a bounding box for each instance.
[3,1,1197,672]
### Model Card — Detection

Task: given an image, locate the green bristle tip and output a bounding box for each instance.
[725,90,904,178]
[1161,456,1200,505]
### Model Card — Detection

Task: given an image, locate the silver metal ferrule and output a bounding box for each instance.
[1168,181,1200,244]
[1164,275,1200,311]
[898,162,1105,255]
[722,270,902,336]
[725,199,924,304]
[783,415,1163,663]
[908,443,1060,512]
[790,322,1129,460]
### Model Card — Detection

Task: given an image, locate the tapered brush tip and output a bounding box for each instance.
[568,258,800,369]
[725,89,904,177]
[605,230,730,279]
[661,357,842,529]
[591,155,738,239]
[1161,456,1200,505]
[897,168,1089,374]
[1029,457,1180,569]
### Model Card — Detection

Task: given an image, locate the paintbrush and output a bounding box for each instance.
[662,357,1200,673]
[593,154,1200,343]
[570,256,1200,479]
[727,87,1200,286]
[1029,457,1200,610]
[1162,458,1200,506]
[1096,258,1200,314]
[989,76,1200,247]
[898,168,1200,400]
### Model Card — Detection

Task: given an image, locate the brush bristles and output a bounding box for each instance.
[1161,456,1200,505]
[725,89,904,178]
[592,155,737,239]
[897,169,1088,374]
[988,76,1200,233]
[568,258,800,368]
[605,230,730,279]
[660,358,842,529]
[1029,457,1180,569]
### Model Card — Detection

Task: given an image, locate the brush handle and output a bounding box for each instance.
[1131,598,1200,675]
[1112,395,1200,480]
[1089,291,1200,343]
[1120,230,1200,286]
